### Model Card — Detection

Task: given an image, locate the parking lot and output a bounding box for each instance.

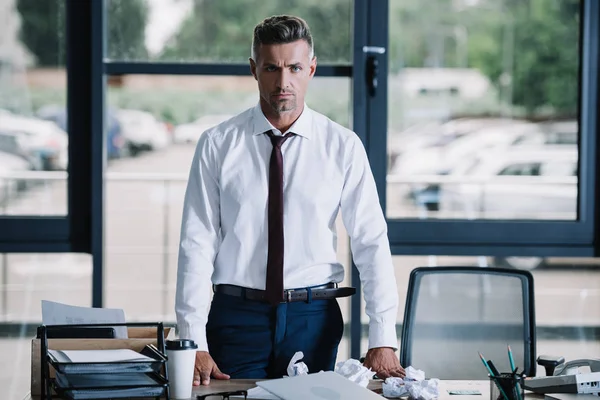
[0,131,598,397]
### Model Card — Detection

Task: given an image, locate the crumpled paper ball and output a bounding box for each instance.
[405,366,426,382]
[383,367,440,399]
[286,351,309,377]
[334,358,376,387]
[407,378,440,400]
[382,377,407,398]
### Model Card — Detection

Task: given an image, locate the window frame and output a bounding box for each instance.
[0,0,97,254]
[366,0,599,256]
[5,0,595,361]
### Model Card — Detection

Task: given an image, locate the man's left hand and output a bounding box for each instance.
[363,347,406,379]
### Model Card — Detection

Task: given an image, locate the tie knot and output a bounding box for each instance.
[267,131,293,148]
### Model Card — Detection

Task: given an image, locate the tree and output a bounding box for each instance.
[509,0,579,116]
[106,0,150,60]
[160,0,351,63]
[16,0,149,66]
[16,0,66,66]
[388,0,580,117]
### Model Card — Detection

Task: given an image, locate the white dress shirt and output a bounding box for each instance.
[176,103,399,352]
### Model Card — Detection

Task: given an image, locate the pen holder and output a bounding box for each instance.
[489,373,524,400]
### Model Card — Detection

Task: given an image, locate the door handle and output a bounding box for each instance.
[366,56,379,96]
[363,46,386,97]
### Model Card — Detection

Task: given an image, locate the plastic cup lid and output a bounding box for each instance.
[166,339,198,350]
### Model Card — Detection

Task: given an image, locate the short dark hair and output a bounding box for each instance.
[251,15,314,60]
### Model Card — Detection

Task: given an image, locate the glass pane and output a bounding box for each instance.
[107,0,352,64]
[0,253,92,397]
[358,256,600,376]
[387,0,580,221]
[0,0,68,216]
[104,74,352,361]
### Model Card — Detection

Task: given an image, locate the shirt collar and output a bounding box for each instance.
[251,103,313,139]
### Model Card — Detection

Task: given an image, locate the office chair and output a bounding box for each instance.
[400,267,536,380]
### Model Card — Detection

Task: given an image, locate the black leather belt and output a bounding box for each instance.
[214,283,356,303]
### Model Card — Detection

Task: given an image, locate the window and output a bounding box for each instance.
[5,0,596,374]
[103,73,351,322]
[376,0,599,252]
[0,0,96,252]
[0,252,92,395]
[106,0,352,64]
[103,1,355,359]
[499,163,540,176]
[386,0,582,223]
[0,1,67,217]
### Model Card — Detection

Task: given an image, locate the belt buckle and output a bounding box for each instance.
[286,289,294,303]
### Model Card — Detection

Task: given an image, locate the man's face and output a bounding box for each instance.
[250,40,317,115]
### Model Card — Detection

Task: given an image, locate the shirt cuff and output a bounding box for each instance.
[367,319,399,351]
[177,323,209,352]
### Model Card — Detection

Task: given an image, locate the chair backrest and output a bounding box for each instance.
[400,267,536,380]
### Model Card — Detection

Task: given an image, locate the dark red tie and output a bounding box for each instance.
[265,131,294,305]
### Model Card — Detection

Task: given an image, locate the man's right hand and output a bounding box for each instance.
[193,351,230,386]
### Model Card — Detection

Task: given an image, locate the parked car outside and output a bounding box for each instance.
[515,120,577,147]
[0,113,68,170]
[0,150,34,201]
[173,114,233,144]
[438,146,578,220]
[392,121,543,178]
[37,105,127,160]
[406,122,576,210]
[116,109,170,155]
[0,129,44,170]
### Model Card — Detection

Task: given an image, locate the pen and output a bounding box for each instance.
[487,360,501,377]
[508,345,516,371]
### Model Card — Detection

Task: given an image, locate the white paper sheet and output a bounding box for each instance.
[52,349,153,363]
[243,387,281,399]
[41,300,128,338]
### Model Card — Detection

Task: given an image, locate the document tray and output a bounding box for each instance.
[38,322,170,400]
[53,372,168,400]
[52,385,166,400]
[48,349,164,375]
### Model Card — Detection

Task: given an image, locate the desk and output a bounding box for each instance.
[25,379,544,399]
[193,379,491,399]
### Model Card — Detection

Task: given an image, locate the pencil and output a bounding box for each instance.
[508,346,522,400]
[478,352,495,376]
[479,352,510,400]
[507,345,516,371]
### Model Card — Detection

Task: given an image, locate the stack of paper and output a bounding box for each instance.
[50,349,153,363]
[49,349,158,374]
[58,386,164,400]
[55,372,160,388]
[42,300,128,338]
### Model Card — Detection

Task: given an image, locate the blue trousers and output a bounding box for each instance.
[206,291,344,378]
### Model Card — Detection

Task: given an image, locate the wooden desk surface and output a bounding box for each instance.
[27,378,543,399]
[192,379,491,399]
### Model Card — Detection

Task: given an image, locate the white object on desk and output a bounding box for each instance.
[166,340,198,399]
[524,372,600,394]
[246,386,282,399]
[258,371,384,400]
[49,349,153,363]
[41,300,128,338]
[545,394,600,400]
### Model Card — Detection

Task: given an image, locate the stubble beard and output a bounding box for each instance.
[270,96,297,114]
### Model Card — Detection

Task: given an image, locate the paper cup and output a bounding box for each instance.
[166,339,198,399]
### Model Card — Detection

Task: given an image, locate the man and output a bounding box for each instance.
[176,15,405,386]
